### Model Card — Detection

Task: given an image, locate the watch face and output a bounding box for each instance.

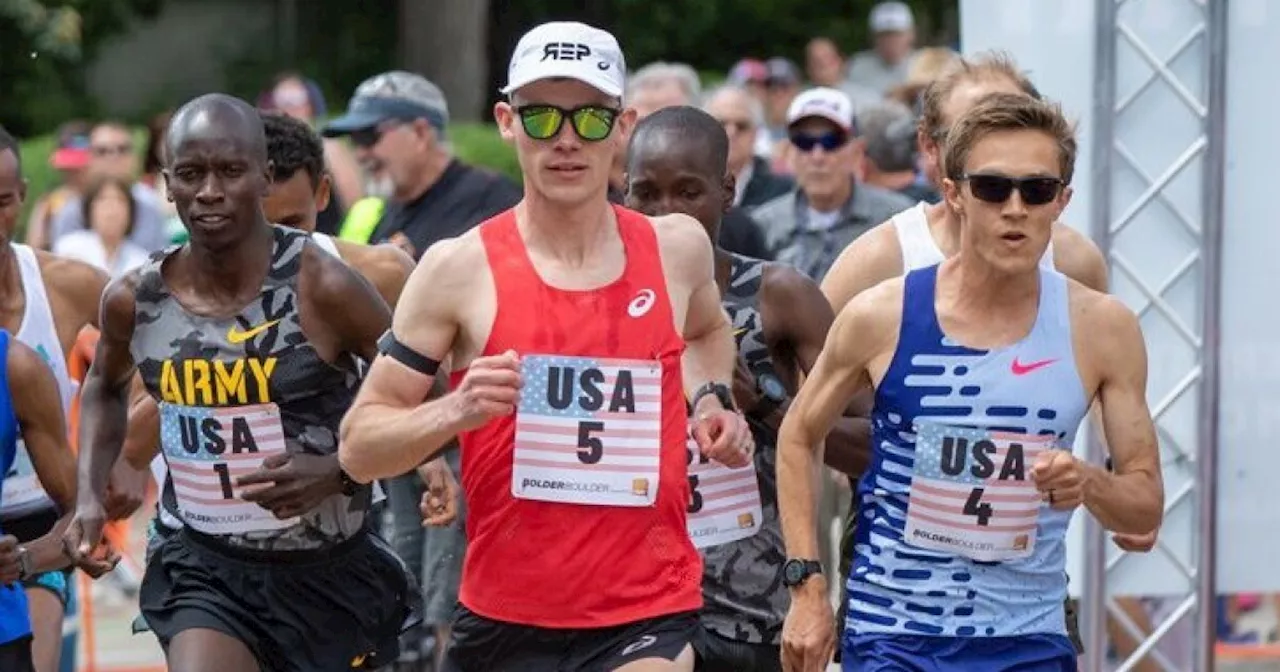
[759,373,787,403]
[783,559,806,585]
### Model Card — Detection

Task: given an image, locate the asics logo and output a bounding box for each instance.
[619,634,657,657]
[1011,357,1057,376]
[627,289,656,318]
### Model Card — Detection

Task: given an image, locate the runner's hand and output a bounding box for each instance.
[692,408,753,469]
[0,535,20,584]
[781,578,836,672]
[1030,449,1085,510]
[62,504,120,578]
[418,458,459,527]
[104,458,150,521]
[239,453,343,519]
[448,350,522,432]
[1113,528,1158,552]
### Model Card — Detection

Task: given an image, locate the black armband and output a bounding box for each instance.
[377,330,441,376]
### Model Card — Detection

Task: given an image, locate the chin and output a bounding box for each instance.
[532,179,604,209]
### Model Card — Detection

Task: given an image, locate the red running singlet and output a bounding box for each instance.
[450,206,702,628]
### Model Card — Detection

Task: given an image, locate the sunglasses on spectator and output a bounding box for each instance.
[350,121,407,149]
[790,132,848,153]
[959,173,1064,206]
[91,143,132,158]
[516,105,619,142]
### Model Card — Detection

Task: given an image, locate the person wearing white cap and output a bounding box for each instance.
[751,87,915,282]
[338,20,755,672]
[847,1,919,95]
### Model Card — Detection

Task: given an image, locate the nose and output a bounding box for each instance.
[195,174,225,204]
[552,117,583,152]
[1001,188,1029,218]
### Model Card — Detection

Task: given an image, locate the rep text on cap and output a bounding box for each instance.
[501,22,627,98]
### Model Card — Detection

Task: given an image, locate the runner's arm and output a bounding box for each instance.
[660,215,735,414]
[334,239,416,308]
[9,339,76,572]
[120,379,160,469]
[307,243,392,363]
[1080,297,1163,535]
[340,239,471,482]
[77,275,140,509]
[767,266,870,476]
[779,289,888,565]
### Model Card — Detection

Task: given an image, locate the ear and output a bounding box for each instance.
[614,107,638,145]
[316,173,332,213]
[942,177,963,217]
[495,101,517,143]
[721,172,736,214]
[161,170,175,202]
[1058,184,1073,214]
[918,126,940,168]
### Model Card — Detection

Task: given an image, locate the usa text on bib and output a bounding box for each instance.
[513,354,661,507]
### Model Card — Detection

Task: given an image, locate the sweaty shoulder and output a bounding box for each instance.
[827,274,903,370]
[36,249,111,329]
[820,219,905,312]
[1051,223,1109,292]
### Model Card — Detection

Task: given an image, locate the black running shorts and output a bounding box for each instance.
[694,628,782,672]
[139,527,420,672]
[444,605,700,672]
[0,635,34,672]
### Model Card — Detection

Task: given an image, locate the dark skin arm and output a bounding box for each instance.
[104,377,160,520]
[238,242,392,519]
[744,265,870,475]
[64,274,140,564]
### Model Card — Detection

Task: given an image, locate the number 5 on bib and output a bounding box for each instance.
[159,401,299,535]
[903,421,1051,562]
[512,354,662,507]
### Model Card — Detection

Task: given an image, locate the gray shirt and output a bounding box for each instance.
[751,182,916,281]
[49,182,172,253]
[847,51,916,96]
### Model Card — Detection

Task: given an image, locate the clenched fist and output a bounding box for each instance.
[448,350,523,432]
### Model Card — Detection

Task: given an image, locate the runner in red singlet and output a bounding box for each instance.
[339,21,754,672]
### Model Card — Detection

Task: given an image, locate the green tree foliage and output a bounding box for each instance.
[0,0,165,137]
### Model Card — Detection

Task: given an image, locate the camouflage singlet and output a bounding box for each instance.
[133,225,368,552]
[701,253,787,644]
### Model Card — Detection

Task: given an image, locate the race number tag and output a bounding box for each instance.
[903,421,1050,562]
[159,402,298,535]
[513,355,662,507]
[685,428,762,549]
[0,441,54,515]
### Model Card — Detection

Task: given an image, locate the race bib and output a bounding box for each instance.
[512,355,662,507]
[903,421,1050,562]
[685,427,762,549]
[160,401,298,535]
[0,440,54,515]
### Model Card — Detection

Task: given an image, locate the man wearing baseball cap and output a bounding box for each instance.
[848,1,919,95]
[339,20,754,672]
[751,86,914,281]
[322,71,520,259]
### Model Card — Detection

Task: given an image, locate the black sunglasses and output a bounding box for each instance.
[790,132,848,153]
[960,173,1064,206]
[515,105,619,142]
[350,121,407,149]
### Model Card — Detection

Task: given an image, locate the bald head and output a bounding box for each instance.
[167,93,268,165]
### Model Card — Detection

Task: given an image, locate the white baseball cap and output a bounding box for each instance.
[501,22,627,98]
[870,1,915,33]
[786,87,856,132]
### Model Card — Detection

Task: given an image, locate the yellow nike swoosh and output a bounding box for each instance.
[227,319,282,345]
[733,327,749,337]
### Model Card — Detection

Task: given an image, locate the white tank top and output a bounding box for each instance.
[1,244,76,517]
[891,201,1056,272]
[149,230,385,528]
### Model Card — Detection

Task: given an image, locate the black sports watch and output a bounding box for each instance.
[753,372,788,417]
[782,558,824,588]
[691,381,735,415]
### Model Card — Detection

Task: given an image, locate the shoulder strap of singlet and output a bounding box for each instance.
[477,208,531,294]
[312,232,341,259]
[0,330,15,458]
[892,202,944,271]
[900,264,943,343]
[265,225,308,291]
[725,252,766,305]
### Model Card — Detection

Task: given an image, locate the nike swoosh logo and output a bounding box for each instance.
[1011,357,1057,375]
[227,319,282,345]
[733,327,749,337]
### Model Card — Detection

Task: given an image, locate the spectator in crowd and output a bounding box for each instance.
[750,87,913,280]
[804,36,883,114]
[628,62,702,119]
[762,57,804,172]
[322,69,519,672]
[702,84,794,209]
[728,58,769,103]
[24,121,92,250]
[857,100,939,203]
[46,121,171,252]
[886,46,960,110]
[324,71,521,259]
[51,175,148,278]
[847,1,918,95]
[137,110,190,246]
[261,72,365,236]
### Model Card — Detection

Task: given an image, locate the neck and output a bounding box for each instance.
[949,250,1039,312]
[926,200,961,257]
[713,245,733,296]
[807,179,853,213]
[518,192,615,265]
[187,223,274,297]
[397,150,452,203]
[101,236,122,255]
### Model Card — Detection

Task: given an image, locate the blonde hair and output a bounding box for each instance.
[919,51,1041,141]
[942,92,1077,185]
